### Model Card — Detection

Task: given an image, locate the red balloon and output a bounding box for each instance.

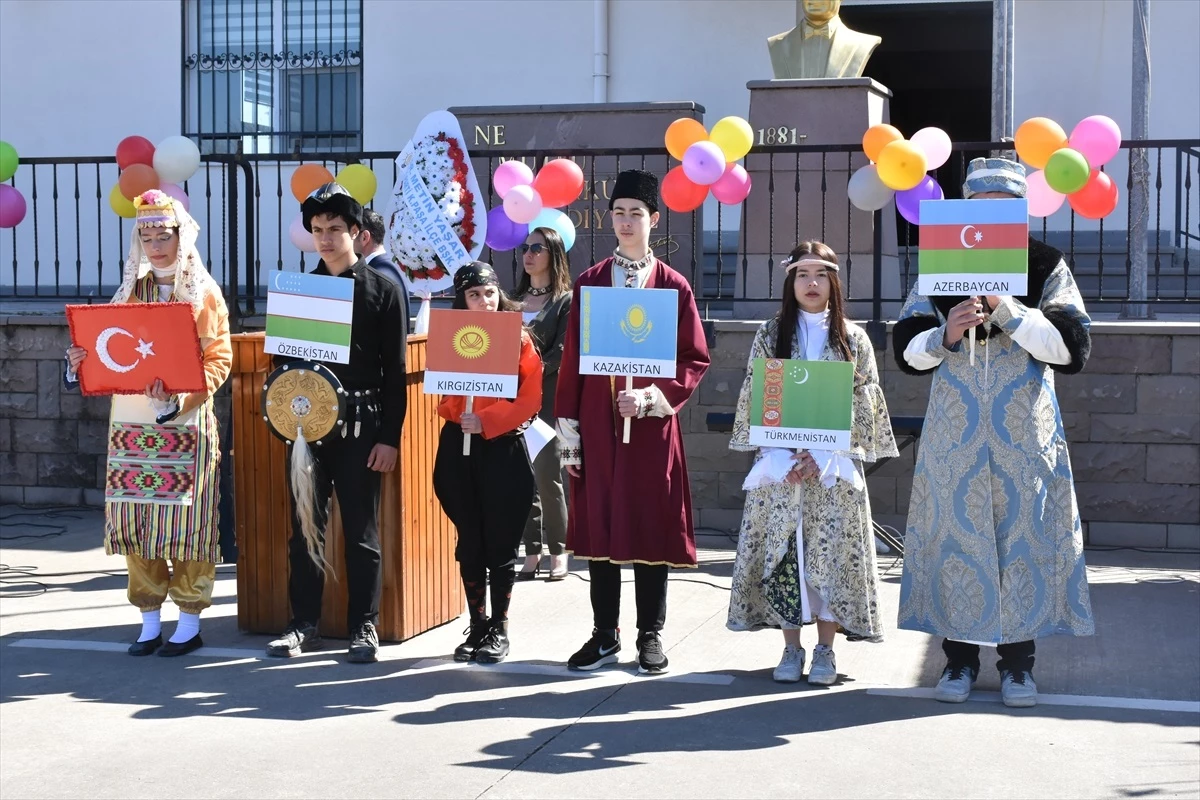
[116,136,156,170]
[1067,170,1119,220]
[532,159,584,208]
[119,164,160,201]
[660,165,708,213]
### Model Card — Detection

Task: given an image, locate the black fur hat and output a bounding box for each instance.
[301,182,364,232]
[609,169,659,214]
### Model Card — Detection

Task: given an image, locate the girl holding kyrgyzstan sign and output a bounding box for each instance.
[726,241,897,686]
[432,262,543,665]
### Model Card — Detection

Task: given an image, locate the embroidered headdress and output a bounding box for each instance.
[962,157,1027,199]
[112,189,218,309]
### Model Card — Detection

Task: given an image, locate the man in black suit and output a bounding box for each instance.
[356,209,411,335]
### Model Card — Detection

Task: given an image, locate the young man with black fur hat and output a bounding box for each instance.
[266,183,408,664]
[555,169,711,675]
[893,158,1094,708]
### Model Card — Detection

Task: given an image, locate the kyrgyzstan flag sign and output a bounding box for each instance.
[917,198,1029,296]
[66,302,206,396]
[424,309,523,398]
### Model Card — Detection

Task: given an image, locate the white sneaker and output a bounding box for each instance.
[933,663,977,703]
[1000,670,1038,708]
[773,645,805,683]
[806,645,838,685]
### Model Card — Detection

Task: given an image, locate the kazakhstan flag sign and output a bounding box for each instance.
[579,286,678,377]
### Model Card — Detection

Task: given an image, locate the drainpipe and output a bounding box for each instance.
[594,0,609,103]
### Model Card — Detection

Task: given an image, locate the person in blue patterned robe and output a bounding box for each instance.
[893,158,1095,708]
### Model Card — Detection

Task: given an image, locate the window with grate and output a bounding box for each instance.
[183,0,362,154]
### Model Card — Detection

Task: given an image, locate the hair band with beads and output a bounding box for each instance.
[783,256,840,272]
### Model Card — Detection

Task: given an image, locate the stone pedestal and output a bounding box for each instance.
[447,102,705,286]
[740,79,901,321]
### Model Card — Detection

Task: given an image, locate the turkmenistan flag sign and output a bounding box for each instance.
[749,359,853,450]
[265,270,355,364]
[917,198,1029,296]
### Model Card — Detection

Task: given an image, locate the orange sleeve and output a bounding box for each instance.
[180,292,232,415]
[476,334,543,439]
[438,395,463,423]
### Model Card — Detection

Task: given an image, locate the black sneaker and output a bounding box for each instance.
[636,631,669,675]
[266,622,321,658]
[475,620,510,664]
[454,621,491,662]
[567,628,621,671]
[347,621,380,663]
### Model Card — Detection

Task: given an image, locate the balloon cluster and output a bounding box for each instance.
[0,140,26,229]
[849,125,951,224]
[108,135,202,218]
[286,162,379,252]
[485,158,584,252]
[1015,115,1121,219]
[661,117,753,212]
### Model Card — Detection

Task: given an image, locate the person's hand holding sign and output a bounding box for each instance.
[616,390,640,418]
[460,412,483,435]
[786,450,819,485]
[943,297,986,349]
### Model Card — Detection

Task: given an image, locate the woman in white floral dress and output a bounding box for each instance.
[727,241,897,685]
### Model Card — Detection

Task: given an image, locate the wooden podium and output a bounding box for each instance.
[229,332,463,641]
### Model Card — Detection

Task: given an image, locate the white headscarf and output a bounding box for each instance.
[111,189,219,310]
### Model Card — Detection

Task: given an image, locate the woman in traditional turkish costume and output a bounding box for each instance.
[65,189,231,656]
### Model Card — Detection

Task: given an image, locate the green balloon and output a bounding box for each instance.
[1044,147,1090,195]
[0,141,16,183]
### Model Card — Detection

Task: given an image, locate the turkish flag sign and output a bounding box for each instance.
[65,302,206,396]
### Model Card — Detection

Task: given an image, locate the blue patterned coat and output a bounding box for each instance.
[893,238,1095,643]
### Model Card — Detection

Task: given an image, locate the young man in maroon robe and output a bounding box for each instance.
[555,169,711,674]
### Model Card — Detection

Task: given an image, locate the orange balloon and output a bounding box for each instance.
[660,165,708,213]
[1015,117,1069,170]
[118,164,159,201]
[665,118,708,162]
[291,163,335,203]
[862,124,903,163]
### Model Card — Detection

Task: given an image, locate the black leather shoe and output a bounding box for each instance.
[347,621,380,663]
[453,621,490,661]
[158,634,203,657]
[475,620,510,663]
[128,635,162,656]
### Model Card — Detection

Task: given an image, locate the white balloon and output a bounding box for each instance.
[847,164,894,211]
[909,127,953,171]
[288,212,317,252]
[153,135,202,184]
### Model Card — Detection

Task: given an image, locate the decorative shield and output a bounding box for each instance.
[261,361,347,445]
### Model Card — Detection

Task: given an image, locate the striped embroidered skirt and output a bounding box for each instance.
[103,396,223,564]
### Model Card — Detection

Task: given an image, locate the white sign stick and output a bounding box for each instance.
[463,396,474,456]
[622,376,632,444]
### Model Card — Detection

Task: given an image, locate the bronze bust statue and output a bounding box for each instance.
[768,0,881,80]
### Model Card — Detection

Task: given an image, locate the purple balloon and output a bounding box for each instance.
[0,184,27,228]
[895,175,944,226]
[681,141,727,186]
[485,205,528,251]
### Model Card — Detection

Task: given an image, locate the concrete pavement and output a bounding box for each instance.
[1,504,1198,799]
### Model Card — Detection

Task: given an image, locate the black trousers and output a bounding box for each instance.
[943,638,1036,674]
[286,405,382,631]
[588,559,669,634]
[433,423,535,571]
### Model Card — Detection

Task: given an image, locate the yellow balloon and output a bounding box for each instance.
[709,116,754,162]
[875,140,928,191]
[336,163,378,204]
[109,182,136,218]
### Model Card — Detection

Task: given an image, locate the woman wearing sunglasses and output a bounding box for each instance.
[513,227,574,581]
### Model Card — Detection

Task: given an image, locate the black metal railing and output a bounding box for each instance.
[4,139,1197,325]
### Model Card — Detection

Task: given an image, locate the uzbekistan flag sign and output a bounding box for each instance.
[265,270,354,363]
[917,198,1029,296]
[424,309,523,398]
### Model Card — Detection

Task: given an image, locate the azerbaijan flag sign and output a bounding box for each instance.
[748,359,853,451]
[917,198,1029,296]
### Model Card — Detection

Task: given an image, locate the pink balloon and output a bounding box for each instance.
[288,212,317,252]
[502,184,543,224]
[681,141,727,186]
[909,127,952,171]
[0,184,26,228]
[493,160,534,200]
[158,182,190,212]
[711,163,752,204]
[1026,169,1066,218]
[1068,115,1122,169]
